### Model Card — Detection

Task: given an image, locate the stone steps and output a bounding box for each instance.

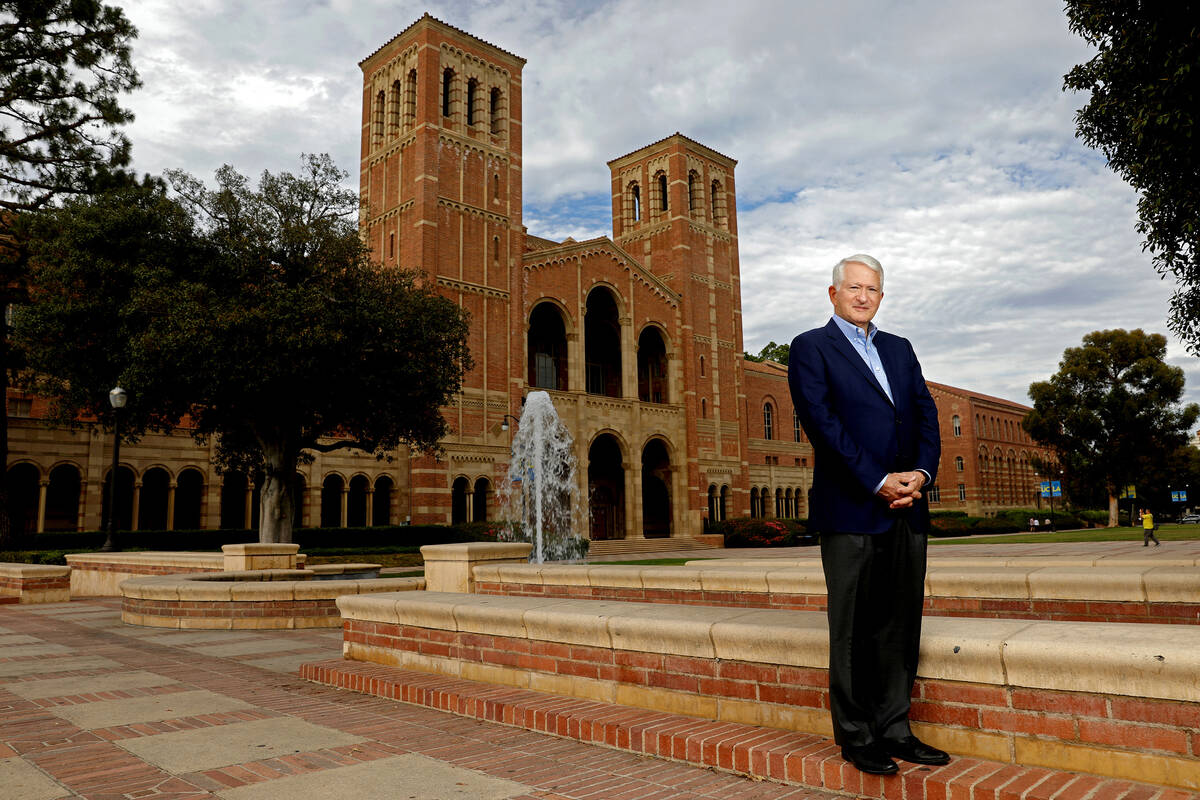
[303,659,1182,800]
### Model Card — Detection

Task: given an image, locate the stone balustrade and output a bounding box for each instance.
[473,561,1200,624]
[333,591,1200,792]
[0,563,71,604]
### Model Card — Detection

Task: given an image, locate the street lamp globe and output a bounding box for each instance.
[109,386,127,409]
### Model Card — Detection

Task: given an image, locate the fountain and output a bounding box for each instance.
[498,391,586,562]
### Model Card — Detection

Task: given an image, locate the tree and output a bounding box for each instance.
[1023,329,1199,527]
[15,155,472,543]
[1064,2,1200,350]
[1,0,140,545]
[744,340,790,364]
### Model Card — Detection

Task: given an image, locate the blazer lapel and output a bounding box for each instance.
[823,319,894,406]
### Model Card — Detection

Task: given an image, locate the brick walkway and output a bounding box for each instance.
[0,599,835,800]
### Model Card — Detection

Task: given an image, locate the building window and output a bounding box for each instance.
[8,398,32,417]
[442,68,454,117]
[952,415,961,437]
[388,79,401,136]
[388,232,395,260]
[701,398,707,418]
[793,411,803,442]
[659,172,668,212]
[699,355,705,376]
[492,235,500,266]
[711,179,726,227]
[404,69,417,130]
[493,173,500,200]
[955,456,964,472]
[958,483,967,502]
[631,183,641,222]
[373,90,385,143]
[489,87,503,135]
[928,484,941,503]
[763,403,774,440]
[688,170,700,214]
[466,78,478,126]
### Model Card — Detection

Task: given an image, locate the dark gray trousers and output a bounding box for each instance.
[820,520,927,747]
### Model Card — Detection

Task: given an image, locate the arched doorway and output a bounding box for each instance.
[750,487,760,519]
[707,484,717,526]
[719,485,729,521]
[139,467,170,531]
[451,476,469,525]
[585,288,622,397]
[320,474,345,528]
[6,463,40,535]
[45,464,81,532]
[348,475,369,528]
[174,468,204,530]
[528,302,568,391]
[641,438,671,538]
[101,465,135,533]
[473,477,491,523]
[373,475,393,526]
[589,434,625,540]
[637,327,668,403]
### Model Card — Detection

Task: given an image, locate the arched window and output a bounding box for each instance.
[701,398,707,418]
[373,90,385,143]
[637,327,668,404]
[585,288,622,397]
[489,87,503,135]
[793,411,803,442]
[711,179,725,227]
[441,68,454,118]
[687,170,700,214]
[952,415,962,437]
[955,456,964,472]
[388,79,401,137]
[719,485,728,521]
[658,172,668,212]
[699,355,705,376]
[492,173,500,200]
[492,235,500,266]
[404,69,417,130]
[630,182,641,222]
[707,485,718,524]
[750,487,760,519]
[958,483,967,502]
[466,78,478,125]
[528,302,568,391]
[763,403,774,440]
[388,232,395,260]
[775,488,783,517]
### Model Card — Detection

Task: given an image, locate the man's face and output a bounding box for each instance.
[829,261,883,330]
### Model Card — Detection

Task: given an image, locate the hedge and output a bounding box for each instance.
[708,518,816,548]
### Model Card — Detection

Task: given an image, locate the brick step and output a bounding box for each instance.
[301,659,1177,800]
[587,537,722,557]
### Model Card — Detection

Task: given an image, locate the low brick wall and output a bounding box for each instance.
[0,564,71,603]
[121,571,423,629]
[66,551,310,597]
[337,592,1200,792]
[473,562,1200,624]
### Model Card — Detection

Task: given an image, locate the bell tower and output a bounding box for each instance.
[359,15,526,523]
[607,134,748,518]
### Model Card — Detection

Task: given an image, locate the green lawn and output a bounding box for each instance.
[931,524,1200,546]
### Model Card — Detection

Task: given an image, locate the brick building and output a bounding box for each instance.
[4,15,1050,540]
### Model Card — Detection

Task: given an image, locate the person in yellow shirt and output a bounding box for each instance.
[1140,509,1161,547]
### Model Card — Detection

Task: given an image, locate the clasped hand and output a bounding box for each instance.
[877,471,925,509]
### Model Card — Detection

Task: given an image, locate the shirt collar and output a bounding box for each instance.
[831,314,878,343]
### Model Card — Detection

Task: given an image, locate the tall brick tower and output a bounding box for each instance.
[359,15,525,523]
[607,135,748,522]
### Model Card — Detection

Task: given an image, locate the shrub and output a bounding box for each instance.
[710,518,814,548]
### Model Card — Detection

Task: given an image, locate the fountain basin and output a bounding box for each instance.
[120,569,422,629]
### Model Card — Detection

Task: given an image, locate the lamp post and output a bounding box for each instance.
[100,386,127,552]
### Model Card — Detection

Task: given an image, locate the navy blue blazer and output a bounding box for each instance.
[788,318,940,535]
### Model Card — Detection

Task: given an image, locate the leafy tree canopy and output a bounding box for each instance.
[744,340,790,364]
[15,154,473,542]
[1064,1,1200,350]
[0,0,140,214]
[1023,328,1199,526]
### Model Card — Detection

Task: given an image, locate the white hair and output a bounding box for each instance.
[832,254,884,290]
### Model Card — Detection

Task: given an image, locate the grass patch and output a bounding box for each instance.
[931,524,1200,546]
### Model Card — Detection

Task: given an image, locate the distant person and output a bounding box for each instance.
[788,254,948,776]
[1141,509,1161,547]
[1032,518,1040,532]
[1028,517,1036,532]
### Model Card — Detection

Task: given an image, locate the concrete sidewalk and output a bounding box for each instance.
[0,598,829,800]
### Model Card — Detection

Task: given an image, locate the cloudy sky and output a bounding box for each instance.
[115,0,1199,408]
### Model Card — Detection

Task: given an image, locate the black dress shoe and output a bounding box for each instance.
[881,735,951,765]
[840,743,898,775]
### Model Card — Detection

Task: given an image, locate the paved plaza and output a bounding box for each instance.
[0,537,1193,799]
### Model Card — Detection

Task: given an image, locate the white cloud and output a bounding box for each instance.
[112,0,1200,411]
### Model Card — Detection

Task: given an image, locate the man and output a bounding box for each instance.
[787,254,948,776]
[1141,509,1161,546]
